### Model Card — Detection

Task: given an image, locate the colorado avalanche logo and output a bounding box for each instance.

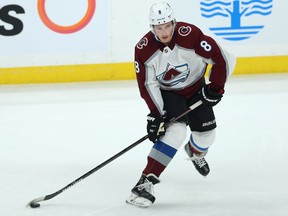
[178,26,192,36]
[157,63,190,87]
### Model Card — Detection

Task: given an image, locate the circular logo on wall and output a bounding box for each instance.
[37,0,96,34]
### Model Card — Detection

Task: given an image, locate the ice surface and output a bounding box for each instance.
[0,73,288,216]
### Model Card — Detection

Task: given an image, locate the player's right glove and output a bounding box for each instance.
[147,112,167,143]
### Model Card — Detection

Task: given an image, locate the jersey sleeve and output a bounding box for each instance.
[193,27,236,89]
[134,43,165,115]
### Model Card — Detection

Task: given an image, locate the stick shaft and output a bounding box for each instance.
[27,100,202,205]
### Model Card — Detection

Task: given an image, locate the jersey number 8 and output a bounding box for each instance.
[200,41,212,52]
[135,61,140,73]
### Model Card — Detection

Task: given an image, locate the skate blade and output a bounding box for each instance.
[126,193,152,208]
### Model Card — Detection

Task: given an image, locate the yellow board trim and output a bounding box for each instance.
[0,55,287,84]
[234,55,288,75]
[0,62,135,84]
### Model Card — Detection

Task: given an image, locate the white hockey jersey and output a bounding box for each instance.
[135,22,236,115]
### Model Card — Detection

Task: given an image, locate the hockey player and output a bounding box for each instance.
[126,2,236,207]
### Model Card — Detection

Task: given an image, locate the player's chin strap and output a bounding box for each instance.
[26,100,202,209]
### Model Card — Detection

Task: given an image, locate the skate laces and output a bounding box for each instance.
[186,152,207,168]
[136,179,154,194]
[192,156,207,168]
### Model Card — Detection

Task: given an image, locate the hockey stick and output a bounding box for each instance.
[26,100,203,208]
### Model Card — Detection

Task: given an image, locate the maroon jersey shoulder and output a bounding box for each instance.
[174,21,203,49]
[134,31,159,63]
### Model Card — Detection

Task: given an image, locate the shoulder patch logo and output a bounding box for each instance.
[178,26,192,36]
[200,0,273,41]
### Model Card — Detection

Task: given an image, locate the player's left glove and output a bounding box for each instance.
[200,83,224,107]
[146,112,167,143]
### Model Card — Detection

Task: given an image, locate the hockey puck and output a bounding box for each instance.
[30,202,40,208]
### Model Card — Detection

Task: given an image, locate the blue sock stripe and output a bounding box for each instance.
[152,140,177,158]
[190,134,209,152]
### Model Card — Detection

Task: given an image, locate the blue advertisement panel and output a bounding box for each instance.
[171,0,287,57]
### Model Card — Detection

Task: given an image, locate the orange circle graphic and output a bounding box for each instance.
[38,0,96,34]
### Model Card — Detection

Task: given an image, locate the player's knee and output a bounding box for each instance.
[189,129,216,152]
[160,122,187,150]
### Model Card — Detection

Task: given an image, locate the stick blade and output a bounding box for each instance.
[26,196,45,208]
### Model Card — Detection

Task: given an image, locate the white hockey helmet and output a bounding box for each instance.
[149,2,175,26]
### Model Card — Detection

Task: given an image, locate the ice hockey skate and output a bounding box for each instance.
[126,173,160,208]
[184,143,210,176]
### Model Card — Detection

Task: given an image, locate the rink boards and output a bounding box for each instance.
[0,55,287,84]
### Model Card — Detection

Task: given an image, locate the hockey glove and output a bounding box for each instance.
[200,84,224,107]
[147,113,167,143]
